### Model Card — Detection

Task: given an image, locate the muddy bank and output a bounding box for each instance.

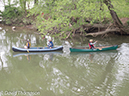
[0,24,37,32]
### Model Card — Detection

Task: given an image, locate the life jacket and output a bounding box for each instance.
[88,43,94,49]
[26,42,31,47]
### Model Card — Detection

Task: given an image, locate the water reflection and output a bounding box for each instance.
[70,51,117,64]
[116,43,129,64]
[0,25,129,95]
[0,27,2,30]
[36,51,118,95]
[0,54,3,71]
[25,55,31,61]
[13,52,62,62]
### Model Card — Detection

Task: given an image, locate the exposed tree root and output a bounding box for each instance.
[33,22,129,39]
[86,28,120,37]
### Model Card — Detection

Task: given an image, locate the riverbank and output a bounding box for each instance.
[0,17,129,38]
[0,23,37,32]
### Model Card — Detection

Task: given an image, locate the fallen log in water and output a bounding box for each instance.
[86,28,120,37]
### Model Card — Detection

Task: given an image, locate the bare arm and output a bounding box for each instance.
[90,41,97,45]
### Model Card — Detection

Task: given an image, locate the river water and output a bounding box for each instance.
[0,25,129,96]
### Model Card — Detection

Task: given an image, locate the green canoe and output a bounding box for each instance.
[70,45,118,52]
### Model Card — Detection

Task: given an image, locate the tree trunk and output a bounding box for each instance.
[8,0,11,6]
[3,0,5,9]
[104,0,123,27]
[34,0,38,5]
[23,0,27,15]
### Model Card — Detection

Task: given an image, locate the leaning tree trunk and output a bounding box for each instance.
[104,0,123,27]
[23,0,27,15]
[85,0,125,37]
[34,0,38,5]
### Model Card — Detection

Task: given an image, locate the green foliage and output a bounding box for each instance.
[127,21,129,26]
[29,0,107,34]
[4,5,23,19]
[1,0,35,25]
[28,0,129,38]
[112,0,129,18]
[2,5,24,25]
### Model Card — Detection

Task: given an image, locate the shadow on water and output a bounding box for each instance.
[13,52,63,62]
[13,52,63,57]
[70,50,118,63]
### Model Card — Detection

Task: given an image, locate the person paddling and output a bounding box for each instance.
[47,39,54,49]
[88,39,97,49]
[24,39,31,49]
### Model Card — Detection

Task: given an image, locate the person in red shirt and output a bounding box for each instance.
[88,39,97,49]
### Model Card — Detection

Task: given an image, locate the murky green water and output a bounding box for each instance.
[0,25,129,96]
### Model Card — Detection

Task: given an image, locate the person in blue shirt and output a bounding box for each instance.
[47,39,54,48]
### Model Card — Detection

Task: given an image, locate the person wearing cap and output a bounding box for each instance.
[88,39,97,49]
[24,39,31,49]
[47,39,54,49]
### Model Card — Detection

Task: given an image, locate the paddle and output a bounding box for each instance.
[94,47,102,50]
[98,48,102,50]
[95,41,102,50]
[27,50,29,53]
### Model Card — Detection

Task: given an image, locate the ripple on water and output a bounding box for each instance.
[0,27,2,30]
[116,43,129,65]
[112,43,129,95]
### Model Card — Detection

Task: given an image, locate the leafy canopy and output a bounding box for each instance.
[28,0,129,38]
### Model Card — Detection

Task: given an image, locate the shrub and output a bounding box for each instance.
[2,5,24,25]
[127,20,129,26]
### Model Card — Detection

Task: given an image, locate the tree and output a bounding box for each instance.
[34,0,38,5]
[19,0,27,14]
[103,0,123,27]
[27,0,129,37]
